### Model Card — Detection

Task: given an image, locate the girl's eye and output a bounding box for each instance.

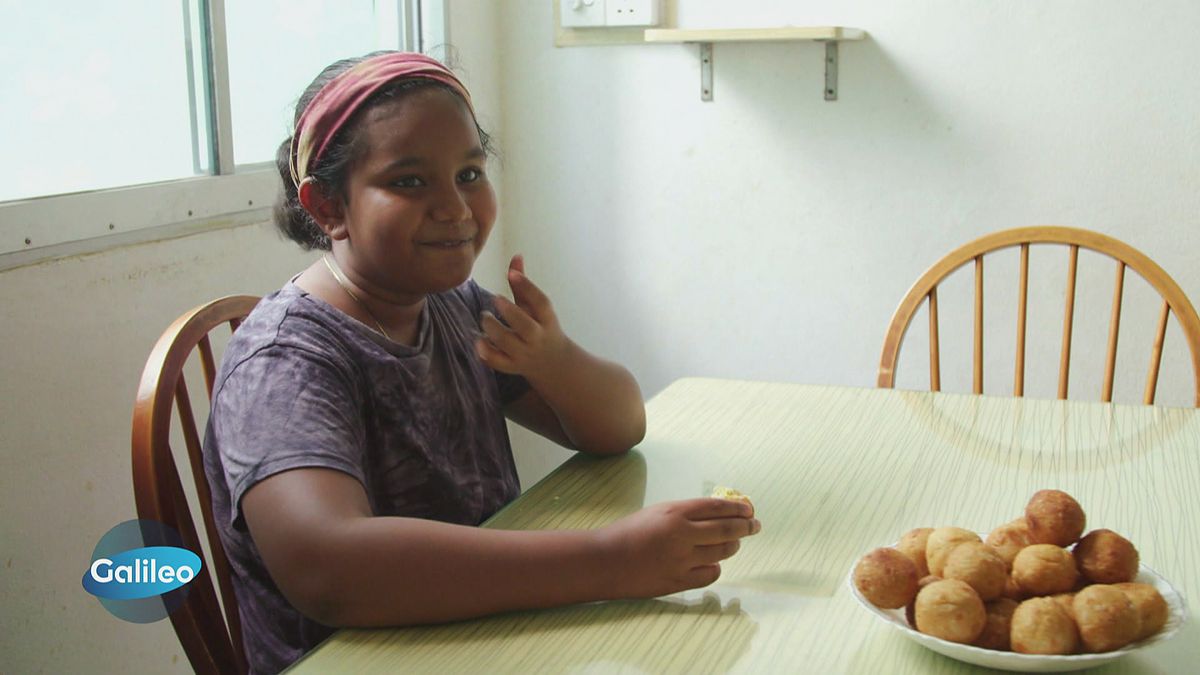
[458,167,483,183]
[393,176,424,188]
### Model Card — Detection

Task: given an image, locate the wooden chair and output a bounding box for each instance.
[878,226,1200,406]
[131,295,260,675]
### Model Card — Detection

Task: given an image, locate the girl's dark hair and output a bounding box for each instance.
[273,51,494,250]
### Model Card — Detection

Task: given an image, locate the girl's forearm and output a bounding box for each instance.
[310,517,615,627]
[526,340,646,455]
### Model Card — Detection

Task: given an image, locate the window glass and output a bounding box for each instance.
[0,1,206,202]
[224,1,397,167]
[419,0,448,53]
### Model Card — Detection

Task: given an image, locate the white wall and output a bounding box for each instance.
[494,0,1200,448]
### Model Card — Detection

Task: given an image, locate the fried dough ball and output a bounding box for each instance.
[926,527,982,577]
[1013,544,1079,595]
[1073,584,1141,652]
[972,598,1019,651]
[854,547,919,609]
[1074,529,1139,584]
[1113,582,1169,641]
[1025,490,1086,547]
[942,542,1008,601]
[710,486,753,510]
[985,518,1033,568]
[1011,597,1079,655]
[1003,574,1027,601]
[897,527,934,577]
[1050,592,1076,621]
[913,579,987,644]
[906,574,942,627]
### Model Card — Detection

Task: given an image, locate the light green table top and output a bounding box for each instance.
[291,378,1200,673]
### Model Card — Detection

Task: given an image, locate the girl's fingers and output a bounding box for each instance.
[675,497,754,521]
[492,295,539,337]
[480,311,518,351]
[682,564,722,589]
[694,540,741,565]
[689,517,761,544]
[508,268,553,322]
[475,338,517,373]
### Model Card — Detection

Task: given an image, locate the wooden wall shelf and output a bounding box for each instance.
[642,27,866,43]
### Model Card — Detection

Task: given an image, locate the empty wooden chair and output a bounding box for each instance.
[878,226,1200,406]
[131,295,260,674]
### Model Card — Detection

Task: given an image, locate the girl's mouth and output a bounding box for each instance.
[421,238,472,249]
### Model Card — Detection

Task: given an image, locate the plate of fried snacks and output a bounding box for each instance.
[847,490,1187,672]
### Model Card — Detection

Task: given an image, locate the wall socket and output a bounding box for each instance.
[559,0,661,28]
[606,0,661,27]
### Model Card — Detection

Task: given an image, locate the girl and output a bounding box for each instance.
[203,51,759,674]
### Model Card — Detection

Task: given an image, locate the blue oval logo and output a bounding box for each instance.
[82,545,203,600]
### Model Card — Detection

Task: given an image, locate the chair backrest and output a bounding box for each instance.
[131,295,260,675]
[878,226,1200,406]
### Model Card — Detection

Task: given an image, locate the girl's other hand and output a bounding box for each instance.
[594,498,761,599]
[477,254,571,378]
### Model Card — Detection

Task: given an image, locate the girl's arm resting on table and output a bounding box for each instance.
[501,346,645,456]
[242,467,758,628]
[480,256,646,456]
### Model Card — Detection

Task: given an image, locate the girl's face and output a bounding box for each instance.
[332,86,496,300]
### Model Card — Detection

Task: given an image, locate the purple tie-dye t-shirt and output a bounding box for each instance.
[202,279,527,674]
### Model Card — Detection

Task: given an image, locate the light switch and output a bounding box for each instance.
[605,0,661,27]
[560,0,606,28]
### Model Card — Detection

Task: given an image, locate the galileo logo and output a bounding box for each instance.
[82,519,203,623]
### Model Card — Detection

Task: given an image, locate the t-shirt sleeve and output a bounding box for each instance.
[210,344,367,528]
[463,280,532,405]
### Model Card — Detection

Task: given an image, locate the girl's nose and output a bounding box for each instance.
[431,185,471,223]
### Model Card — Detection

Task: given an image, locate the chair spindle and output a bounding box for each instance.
[174,372,248,669]
[1144,300,1170,404]
[1102,261,1126,402]
[1058,245,1079,399]
[1015,244,1029,396]
[928,287,941,391]
[974,255,984,394]
[198,336,217,399]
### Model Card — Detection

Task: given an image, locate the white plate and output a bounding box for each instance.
[847,559,1188,672]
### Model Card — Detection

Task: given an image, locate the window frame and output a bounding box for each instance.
[0,0,444,269]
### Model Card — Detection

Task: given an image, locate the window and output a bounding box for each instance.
[0,1,206,202]
[225,2,401,167]
[0,0,448,262]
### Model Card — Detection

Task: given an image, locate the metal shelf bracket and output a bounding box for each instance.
[700,42,713,101]
[824,41,839,101]
[696,39,843,102]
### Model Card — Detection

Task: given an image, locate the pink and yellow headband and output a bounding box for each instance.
[289,52,474,187]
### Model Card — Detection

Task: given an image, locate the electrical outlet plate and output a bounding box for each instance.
[553,0,676,47]
[606,0,660,27]
[560,0,605,28]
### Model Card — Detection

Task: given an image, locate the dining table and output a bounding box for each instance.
[289,377,1200,673]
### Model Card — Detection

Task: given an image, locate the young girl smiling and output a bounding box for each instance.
[203,51,759,674]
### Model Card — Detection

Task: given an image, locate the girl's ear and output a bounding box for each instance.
[298,178,349,240]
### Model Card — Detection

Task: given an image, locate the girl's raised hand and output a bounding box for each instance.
[594,499,761,599]
[477,255,571,378]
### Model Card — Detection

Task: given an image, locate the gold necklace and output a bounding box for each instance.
[321,254,391,341]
